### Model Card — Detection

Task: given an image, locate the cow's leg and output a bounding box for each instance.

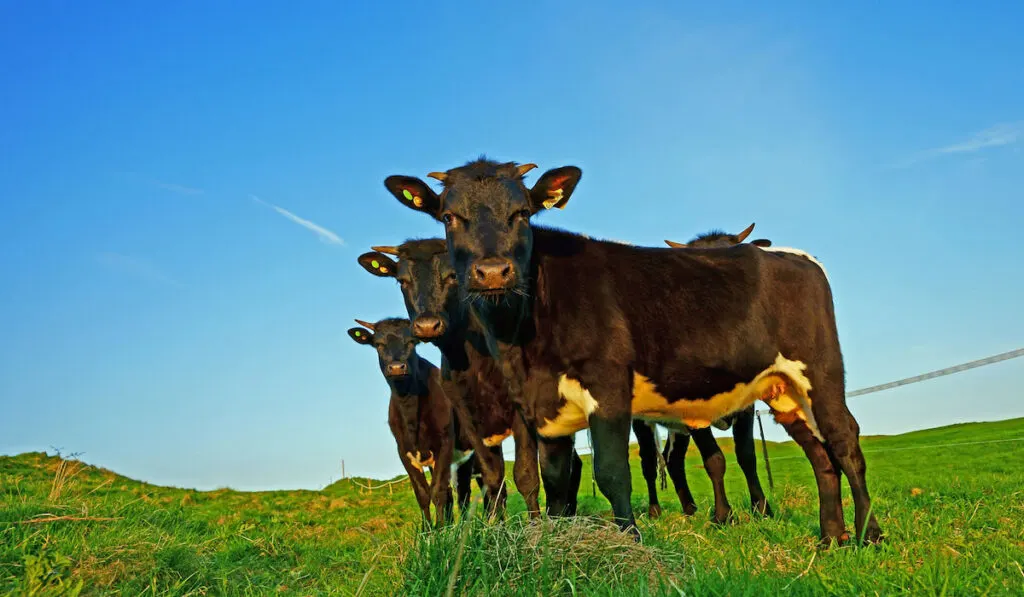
[776,414,847,545]
[455,457,473,515]
[663,431,698,515]
[538,435,576,517]
[479,445,507,520]
[402,459,433,529]
[590,410,637,538]
[440,482,455,525]
[511,414,541,518]
[430,445,455,527]
[732,407,772,517]
[811,371,883,544]
[576,365,636,537]
[691,427,733,524]
[633,420,662,519]
[567,447,583,516]
[444,374,505,503]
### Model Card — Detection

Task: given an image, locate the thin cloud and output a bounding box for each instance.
[96,252,181,287]
[152,180,204,196]
[113,171,205,196]
[251,195,344,246]
[891,121,1023,168]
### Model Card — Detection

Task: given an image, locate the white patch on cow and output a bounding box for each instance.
[632,354,823,442]
[537,375,600,437]
[535,355,824,442]
[761,246,830,281]
[452,449,474,467]
[483,428,513,447]
[406,450,435,471]
[450,448,474,477]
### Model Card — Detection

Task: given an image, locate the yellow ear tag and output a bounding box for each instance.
[412,196,423,207]
[354,330,362,337]
[379,266,389,274]
[402,189,413,201]
[542,188,564,209]
[370,260,380,269]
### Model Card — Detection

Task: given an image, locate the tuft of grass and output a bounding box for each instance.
[401,513,684,596]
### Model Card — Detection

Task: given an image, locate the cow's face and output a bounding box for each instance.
[664,222,773,249]
[358,240,459,341]
[347,318,421,380]
[384,159,582,302]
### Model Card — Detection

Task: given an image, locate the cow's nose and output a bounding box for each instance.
[385,362,408,377]
[412,315,446,339]
[470,258,515,290]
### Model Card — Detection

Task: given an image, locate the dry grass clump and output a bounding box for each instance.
[400,513,685,596]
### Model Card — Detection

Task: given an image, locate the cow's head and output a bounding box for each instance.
[384,158,582,301]
[664,222,772,249]
[357,239,460,341]
[347,318,423,380]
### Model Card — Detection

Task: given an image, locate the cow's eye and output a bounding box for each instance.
[509,209,531,225]
[441,213,454,225]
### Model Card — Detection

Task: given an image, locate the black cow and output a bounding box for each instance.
[357,240,584,518]
[382,158,883,546]
[347,317,476,526]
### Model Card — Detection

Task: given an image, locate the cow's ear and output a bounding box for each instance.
[528,166,582,212]
[347,327,374,345]
[384,175,442,219]
[751,239,772,247]
[357,252,398,277]
[664,239,688,248]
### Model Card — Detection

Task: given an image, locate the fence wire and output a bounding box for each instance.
[753,347,1023,415]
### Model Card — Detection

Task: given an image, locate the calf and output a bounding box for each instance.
[382,159,882,546]
[357,240,584,518]
[347,317,474,526]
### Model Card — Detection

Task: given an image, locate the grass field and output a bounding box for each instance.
[3,418,1023,596]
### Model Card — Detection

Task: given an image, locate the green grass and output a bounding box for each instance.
[3,418,1023,595]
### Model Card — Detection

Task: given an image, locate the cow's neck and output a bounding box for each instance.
[432,322,472,373]
[387,369,429,399]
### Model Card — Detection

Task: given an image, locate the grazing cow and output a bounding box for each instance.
[347,317,475,526]
[357,240,585,518]
[381,158,883,546]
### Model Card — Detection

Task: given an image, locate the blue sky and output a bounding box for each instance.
[1,1,1022,491]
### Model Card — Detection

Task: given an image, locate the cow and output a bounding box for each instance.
[347,317,476,527]
[634,222,775,522]
[357,239,585,518]
[380,158,883,546]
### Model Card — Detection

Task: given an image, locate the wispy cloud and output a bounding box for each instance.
[96,252,181,287]
[251,195,344,246]
[152,180,204,196]
[891,121,1023,168]
[113,171,206,196]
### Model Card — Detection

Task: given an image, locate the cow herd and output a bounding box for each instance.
[348,157,883,547]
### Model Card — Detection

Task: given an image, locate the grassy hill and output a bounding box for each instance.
[2,418,1023,595]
